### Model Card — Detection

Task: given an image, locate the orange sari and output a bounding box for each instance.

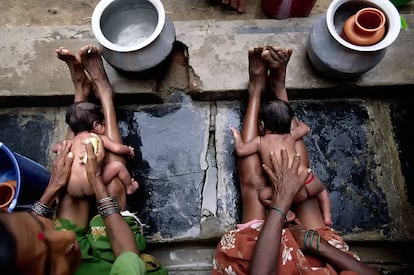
[212,219,359,275]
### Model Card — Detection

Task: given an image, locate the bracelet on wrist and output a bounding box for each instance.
[268,205,287,222]
[97,197,121,219]
[96,196,116,206]
[304,229,321,252]
[31,201,56,219]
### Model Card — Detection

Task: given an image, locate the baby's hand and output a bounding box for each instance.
[230,127,241,139]
[128,146,135,158]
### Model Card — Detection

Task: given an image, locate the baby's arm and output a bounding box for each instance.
[100,135,135,158]
[230,127,260,157]
[290,120,310,141]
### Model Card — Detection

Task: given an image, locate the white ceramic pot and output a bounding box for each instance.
[92,0,176,72]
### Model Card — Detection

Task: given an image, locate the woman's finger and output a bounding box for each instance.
[262,163,275,180]
[291,153,301,172]
[83,139,96,162]
[280,148,289,170]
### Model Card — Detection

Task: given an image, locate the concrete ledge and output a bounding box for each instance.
[1,15,413,104]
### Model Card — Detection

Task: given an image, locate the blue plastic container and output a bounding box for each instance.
[0,142,50,212]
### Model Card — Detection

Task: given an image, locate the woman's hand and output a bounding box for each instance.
[251,149,309,275]
[49,140,74,191]
[83,136,109,200]
[39,140,74,205]
[261,148,310,210]
[83,136,104,191]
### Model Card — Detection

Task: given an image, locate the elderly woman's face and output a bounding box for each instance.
[5,212,81,275]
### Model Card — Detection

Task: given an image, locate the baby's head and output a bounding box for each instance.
[65,101,105,135]
[259,99,294,134]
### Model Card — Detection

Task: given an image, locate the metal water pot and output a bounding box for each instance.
[92,0,176,73]
[306,0,400,80]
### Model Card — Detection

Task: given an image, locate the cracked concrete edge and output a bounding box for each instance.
[1,16,413,101]
[365,100,414,240]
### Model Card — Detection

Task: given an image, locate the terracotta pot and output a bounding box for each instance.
[0,181,16,210]
[0,142,50,212]
[306,0,401,80]
[342,7,386,46]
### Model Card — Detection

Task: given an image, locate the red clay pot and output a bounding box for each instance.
[342,7,386,46]
[0,180,16,210]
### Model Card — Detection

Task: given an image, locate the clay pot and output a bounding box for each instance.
[306,0,401,80]
[0,142,50,212]
[0,180,16,210]
[342,7,386,46]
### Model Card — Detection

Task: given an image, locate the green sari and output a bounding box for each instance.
[54,214,168,275]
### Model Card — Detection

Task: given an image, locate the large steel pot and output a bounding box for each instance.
[92,0,176,72]
[307,0,400,80]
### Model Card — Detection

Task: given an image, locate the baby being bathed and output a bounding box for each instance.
[54,101,138,197]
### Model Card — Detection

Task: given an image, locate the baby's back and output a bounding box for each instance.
[68,132,95,197]
[259,133,307,173]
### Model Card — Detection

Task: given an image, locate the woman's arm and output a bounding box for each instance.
[290,224,381,275]
[38,140,73,206]
[318,240,381,274]
[84,138,139,257]
[250,149,309,275]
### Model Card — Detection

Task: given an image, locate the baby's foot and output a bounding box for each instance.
[248,47,267,99]
[324,213,333,226]
[79,45,113,101]
[262,46,292,100]
[287,210,296,222]
[126,179,139,195]
[56,47,92,101]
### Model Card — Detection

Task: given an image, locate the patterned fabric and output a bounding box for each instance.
[54,214,168,275]
[213,220,358,275]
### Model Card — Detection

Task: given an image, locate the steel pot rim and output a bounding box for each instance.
[92,0,166,52]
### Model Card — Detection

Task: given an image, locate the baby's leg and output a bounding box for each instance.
[102,161,139,195]
[80,45,128,209]
[305,175,332,226]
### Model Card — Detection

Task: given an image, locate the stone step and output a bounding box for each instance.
[1,15,414,275]
[144,241,414,274]
[1,15,414,106]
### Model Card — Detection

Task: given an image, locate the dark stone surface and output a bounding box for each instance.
[215,102,243,227]
[389,100,414,207]
[0,111,53,166]
[293,100,389,236]
[0,98,399,239]
[229,100,389,236]
[116,98,210,239]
